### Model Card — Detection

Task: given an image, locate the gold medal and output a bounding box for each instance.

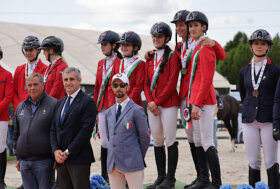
[101,85,106,91]
[252,90,259,98]
[181,68,187,75]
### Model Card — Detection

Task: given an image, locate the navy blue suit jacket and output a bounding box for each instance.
[50,90,97,164]
[273,78,280,129]
[239,59,280,123]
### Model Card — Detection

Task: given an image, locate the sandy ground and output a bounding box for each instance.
[5,129,270,188]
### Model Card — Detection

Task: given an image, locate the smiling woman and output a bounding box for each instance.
[238,29,280,188]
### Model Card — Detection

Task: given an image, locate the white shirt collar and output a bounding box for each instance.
[27,59,39,73]
[155,49,164,60]
[124,55,137,65]
[67,88,80,103]
[116,97,130,112]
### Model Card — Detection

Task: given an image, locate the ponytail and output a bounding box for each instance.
[61,56,68,65]
[159,45,172,73]
[114,49,123,59]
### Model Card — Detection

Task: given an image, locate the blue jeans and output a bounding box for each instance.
[20,158,54,189]
[8,125,14,155]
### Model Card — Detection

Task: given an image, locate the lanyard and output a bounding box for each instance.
[25,59,39,80]
[119,56,138,73]
[154,53,163,71]
[251,57,267,90]
[181,37,202,69]
[103,55,116,83]
[43,56,61,84]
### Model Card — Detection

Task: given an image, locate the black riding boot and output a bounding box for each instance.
[184,143,200,189]
[204,147,221,189]
[157,142,178,189]
[0,149,7,189]
[147,146,166,189]
[267,163,280,189]
[188,147,210,189]
[101,146,108,182]
[249,166,260,188]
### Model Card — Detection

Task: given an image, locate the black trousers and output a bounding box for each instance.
[57,162,91,189]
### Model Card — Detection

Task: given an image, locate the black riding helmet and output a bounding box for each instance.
[150,22,172,43]
[97,30,120,44]
[22,36,41,62]
[0,46,2,59]
[185,11,208,32]
[98,30,120,57]
[171,10,190,23]
[249,29,273,46]
[22,36,41,50]
[185,11,208,48]
[249,29,273,57]
[171,10,190,51]
[117,31,142,57]
[39,36,64,54]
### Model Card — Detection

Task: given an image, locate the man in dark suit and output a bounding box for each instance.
[50,67,97,189]
[106,73,150,189]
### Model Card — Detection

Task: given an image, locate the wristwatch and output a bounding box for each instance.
[64,149,70,158]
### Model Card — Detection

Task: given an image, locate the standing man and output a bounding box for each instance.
[13,36,47,110]
[50,67,97,189]
[106,73,150,189]
[13,73,57,189]
[0,46,14,189]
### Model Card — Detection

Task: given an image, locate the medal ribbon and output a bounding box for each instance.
[181,37,201,69]
[150,51,174,92]
[251,57,267,90]
[96,55,116,108]
[43,56,61,84]
[25,59,39,80]
[119,56,141,78]
[183,37,205,129]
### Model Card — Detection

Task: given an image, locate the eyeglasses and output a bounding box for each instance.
[112,83,127,88]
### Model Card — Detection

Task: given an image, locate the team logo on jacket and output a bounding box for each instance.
[125,121,131,130]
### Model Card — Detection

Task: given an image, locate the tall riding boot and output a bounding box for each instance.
[188,147,210,189]
[249,166,260,188]
[101,146,108,182]
[147,146,166,189]
[204,146,222,189]
[0,149,7,189]
[184,143,200,189]
[267,163,280,189]
[157,142,179,189]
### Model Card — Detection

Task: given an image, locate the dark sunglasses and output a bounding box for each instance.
[112,83,127,88]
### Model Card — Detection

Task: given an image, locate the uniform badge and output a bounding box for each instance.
[183,107,191,122]
[125,121,131,130]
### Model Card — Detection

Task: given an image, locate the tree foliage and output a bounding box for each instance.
[216,32,280,85]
